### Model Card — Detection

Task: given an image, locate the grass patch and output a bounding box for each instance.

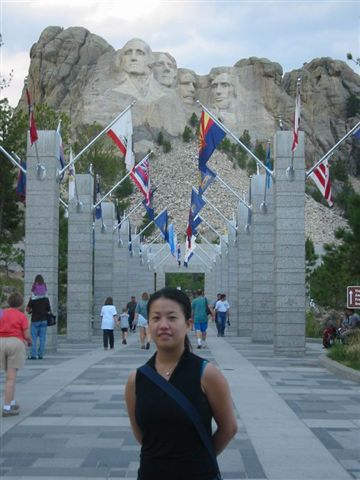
[306,310,323,338]
[327,331,360,371]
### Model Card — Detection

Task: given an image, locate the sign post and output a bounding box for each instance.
[347,286,360,309]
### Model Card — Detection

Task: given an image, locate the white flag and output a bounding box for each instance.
[107,110,134,171]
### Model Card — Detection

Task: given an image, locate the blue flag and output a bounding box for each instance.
[154,209,169,242]
[95,180,102,220]
[353,128,360,140]
[198,111,226,171]
[199,165,216,195]
[190,188,206,217]
[168,223,176,256]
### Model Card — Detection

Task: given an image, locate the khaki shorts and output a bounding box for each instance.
[0,337,26,370]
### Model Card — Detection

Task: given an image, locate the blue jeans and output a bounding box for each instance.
[217,312,227,336]
[31,320,47,357]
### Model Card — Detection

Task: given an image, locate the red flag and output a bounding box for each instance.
[106,110,134,171]
[25,87,38,145]
[291,80,301,152]
[309,159,334,207]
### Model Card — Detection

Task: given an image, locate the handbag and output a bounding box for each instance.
[46,312,56,326]
[139,364,222,479]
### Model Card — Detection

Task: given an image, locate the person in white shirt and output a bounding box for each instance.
[215,294,230,337]
[100,297,118,350]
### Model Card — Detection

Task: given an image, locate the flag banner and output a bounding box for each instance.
[176,242,181,266]
[291,81,301,152]
[116,203,122,230]
[142,198,155,221]
[192,215,202,234]
[168,223,176,256]
[106,110,134,170]
[265,142,272,189]
[199,165,216,195]
[16,161,26,203]
[309,159,334,207]
[154,209,169,241]
[184,235,196,267]
[68,150,76,201]
[25,86,38,145]
[56,122,66,182]
[130,158,151,205]
[95,180,102,219]
[353,127,360,140]
[128,219,132,253]
[198,110,226,171]
[190,188,206,217]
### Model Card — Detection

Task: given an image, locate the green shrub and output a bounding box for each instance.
[156,131,164,145]
[182,126,193,142]
[328,330,360,370]
[305,310,323,338]
[163,140,172,153]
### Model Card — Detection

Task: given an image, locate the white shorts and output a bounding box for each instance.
[137,314,148,328]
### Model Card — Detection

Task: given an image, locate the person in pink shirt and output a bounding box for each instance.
[0,292,32,417]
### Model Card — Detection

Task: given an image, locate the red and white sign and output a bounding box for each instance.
[347,286,360,308]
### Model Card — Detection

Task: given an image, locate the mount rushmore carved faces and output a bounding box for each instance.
[153,52,177,88]
[178,69,197,104]
[210,71,236,110]
[121,38,153,77]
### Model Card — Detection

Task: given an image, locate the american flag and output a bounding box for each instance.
[309,159,334,207]
[130,158,151,206]
[25,86,38,145]
[291,80,301,152]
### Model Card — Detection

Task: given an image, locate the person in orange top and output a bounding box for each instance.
[0,292,32,417]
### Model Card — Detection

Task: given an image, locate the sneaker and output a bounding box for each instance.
[37,355,43,359]
[11,404,20,412]
[2,408,19,417]
[197,344,202,349]
[145,342,150,350]
[28,355,37,360]
[123,339,127,345]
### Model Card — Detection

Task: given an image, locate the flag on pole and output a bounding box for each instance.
[291,80,301,152]
[184,235,196,267]
[116,202,122,230]
[130,158,151,205]
[68,149,76,201]
[168,223,176,256]
[186,188,206,246]
[25,85,38,145]
[16,161,26,203]
[309,159,334,207]
[353,127,360,140]
[56,121,65,170]
[198,110,226,171]
[128,219,133,253]
[176,242,181,266]
[95,179,102,219]
[106,110,134,170]
[265,141,272,189]
[154,209,169,241]
[199,165,216,195]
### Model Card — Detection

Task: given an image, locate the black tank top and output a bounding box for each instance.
[135,350,218,480]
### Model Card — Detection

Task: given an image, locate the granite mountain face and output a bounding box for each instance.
[19,26,360,171]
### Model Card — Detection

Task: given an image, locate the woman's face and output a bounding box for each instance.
[148,298,192,349]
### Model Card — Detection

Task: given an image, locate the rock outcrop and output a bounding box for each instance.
[19,26,360,166]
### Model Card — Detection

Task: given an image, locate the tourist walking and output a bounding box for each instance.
[0,292,32,417]
[126,296,137,332]
[100,297,118,350]
[135,292,151,349]
[125,287,237,480]
[191,289,212,349]
[215,294,230,337]
[213,293,221,336]
[26,275,51,359]
[119,307,130,345]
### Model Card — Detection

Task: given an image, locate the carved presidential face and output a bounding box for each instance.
[122,39,152,76]
[211,72,236,109]
[153,53,177,87]
[178,72,197,104]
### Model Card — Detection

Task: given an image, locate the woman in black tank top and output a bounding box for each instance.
[125,287,237,480]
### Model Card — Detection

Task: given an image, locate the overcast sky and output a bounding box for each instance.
[1,0,359,107]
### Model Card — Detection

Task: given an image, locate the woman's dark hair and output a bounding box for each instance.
[8,292,24,308]
[147,287,193,351]
[104,297,113,305]
[34,274,45,285]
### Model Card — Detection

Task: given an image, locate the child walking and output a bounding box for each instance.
[119,308,130,345]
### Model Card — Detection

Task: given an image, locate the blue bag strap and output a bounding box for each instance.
[139,364,220,474]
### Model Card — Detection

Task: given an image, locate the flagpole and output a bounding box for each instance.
[112,199,143,231]
[194,242,215,263]
[93,152,151,209]
[143,232,163,249]
[197,101,274,179]
[201,193,237,232]
[197,233,220,253]
[58,101,136,178]
[149,242,168,260]
[59,198,68,209]
[306,121,360,178]
[193,250,212,270]
[0,146,26,173]
[154,251,172,269]
[198,215,228,245]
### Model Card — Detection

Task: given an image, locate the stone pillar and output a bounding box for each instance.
[227,223,238,336]
[93,203,115,330]
[67,174,94,341]
[274,131,305,355]
[24,131,60,352]
[237,202,252,336]
[251,174,275,342]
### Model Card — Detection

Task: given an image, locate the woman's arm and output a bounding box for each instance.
[201,363,237,455]
[125,370,143,445]
[23,327,32,346]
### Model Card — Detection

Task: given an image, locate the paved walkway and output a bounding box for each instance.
[0,328,359,480]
